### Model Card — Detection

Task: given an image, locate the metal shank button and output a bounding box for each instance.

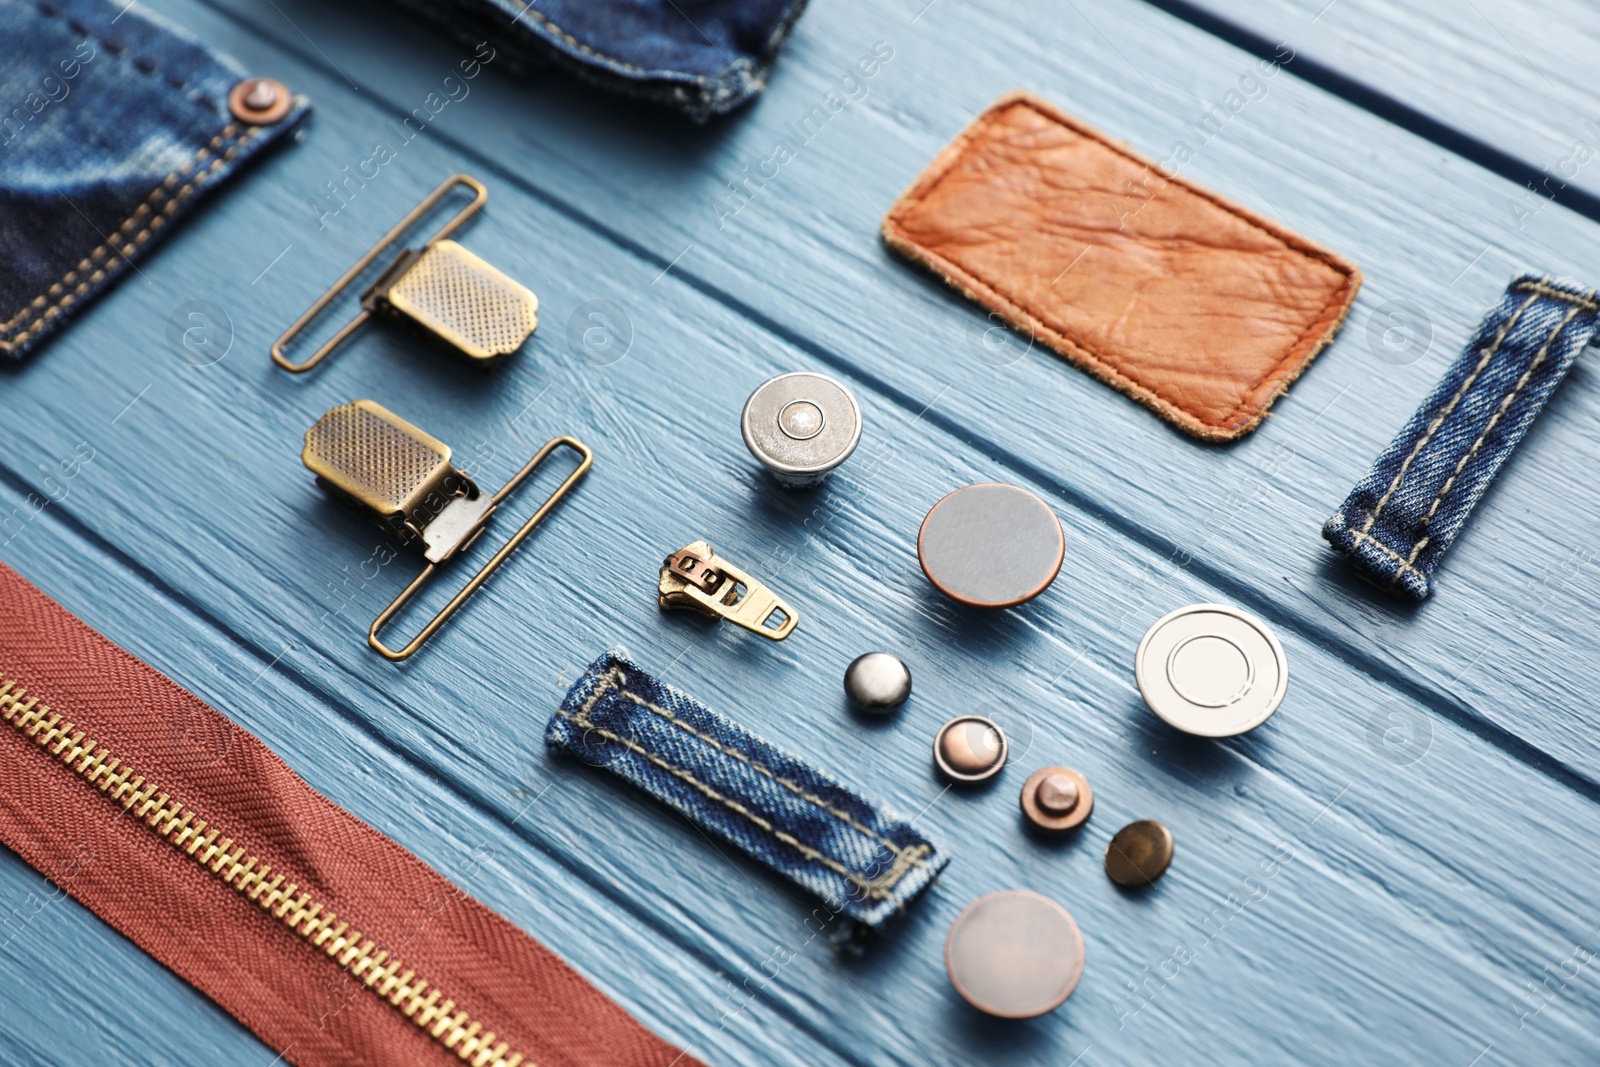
[844,652,912,711]
[1020,766,1093,831]
[1105,820,1174,886]
[945,890,1085,1017]
[1135,603,1288,737]
[918,483,1064,608]
[934,716,1007,783]
[741,372,862,486]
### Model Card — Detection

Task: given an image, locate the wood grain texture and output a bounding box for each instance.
[1,0,1598,1065]
[1161,0,1600,210]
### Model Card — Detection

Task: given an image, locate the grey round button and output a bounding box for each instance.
[742,372,862,486]
[844,652,911,711]
[1135,604,1287,737]
[918,483,1064,608]
[945,890,1085,1018]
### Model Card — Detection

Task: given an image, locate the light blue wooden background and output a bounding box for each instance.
[3,0,1600,1064]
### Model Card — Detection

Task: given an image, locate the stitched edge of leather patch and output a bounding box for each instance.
[881,90,1363,441]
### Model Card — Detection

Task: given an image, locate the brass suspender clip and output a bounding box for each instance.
[303,400,592,660]
[658,541,799,640]
[272,175,538,372]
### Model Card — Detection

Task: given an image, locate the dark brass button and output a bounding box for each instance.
[1105,819,1174,886]
[917,483,1064,608]
[228,77,293,125]
[933,715,1007,782]
[945,890,1085,1017]
[844,652,911,711]
[1020,766,1093,831]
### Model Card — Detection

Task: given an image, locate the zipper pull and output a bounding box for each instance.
[658,541,799,640]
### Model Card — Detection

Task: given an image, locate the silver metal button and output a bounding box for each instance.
[945,890,1085,1017]
[741,372,862,486]
[844,652,911,711]
[1134,603,1287,736]
[934,715,1008,782]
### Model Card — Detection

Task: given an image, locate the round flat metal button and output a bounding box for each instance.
[844,652,911,711]
[1135,604,1287,737]
[1105,820,1174,887]
[742,372,862,486]
[228,77,292,125]
[945,890,1085,1018]
[934,716,1007,782]
[1020,766,1093,831]
[918,483,1064,608]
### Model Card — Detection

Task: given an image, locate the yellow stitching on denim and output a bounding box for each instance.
[611,688,930,870]
[556,707,930,899]
[1355,533,1423,576]
[1350,286,1543,550]
[518,8,709,85]
[1402,300,1590,571]
[1512,279,1600,311]
[0,123,259,350]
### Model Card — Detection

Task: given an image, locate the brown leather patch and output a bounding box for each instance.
[883,91,1361,441]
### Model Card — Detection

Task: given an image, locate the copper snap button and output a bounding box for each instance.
[945,890,1085,1017]
[1020,766,1093,831]
[1105,819,1174,886]
[933,715,1007,783]
[228,77,292,125]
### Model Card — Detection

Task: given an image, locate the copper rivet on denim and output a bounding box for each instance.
[228,78,292,125]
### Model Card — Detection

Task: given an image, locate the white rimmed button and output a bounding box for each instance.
[1135,604,1287,737]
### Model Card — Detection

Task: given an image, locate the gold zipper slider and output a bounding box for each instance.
[658,541,799,640]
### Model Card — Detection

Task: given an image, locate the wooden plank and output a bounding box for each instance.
[7,370,1600,1066]
[190,0,1600,784]
[1147,0,1600,216]
[0,1,1596,1066]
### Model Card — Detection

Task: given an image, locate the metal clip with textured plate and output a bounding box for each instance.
[304,399,592,660]
[271,175,537,372]
[658,540,799,640]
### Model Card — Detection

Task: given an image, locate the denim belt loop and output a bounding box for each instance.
[1324,274,1600,599]
[547,650,950,929]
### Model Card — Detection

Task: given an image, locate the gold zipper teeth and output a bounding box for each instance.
[0,675,529,1067]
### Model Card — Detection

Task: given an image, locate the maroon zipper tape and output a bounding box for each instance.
[0,562,700,1067]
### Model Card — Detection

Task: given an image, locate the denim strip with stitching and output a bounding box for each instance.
[547,650,949,928]
[0,0,309,360]
[1324,274,1600,599]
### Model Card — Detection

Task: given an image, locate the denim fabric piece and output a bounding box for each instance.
[1324,275,1600,599]
[393,0,809,120]
[0,0,309,360]
[547,650,948,928]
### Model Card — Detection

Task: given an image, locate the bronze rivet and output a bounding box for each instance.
[945,890,1085,1018]
[1105,819,1174,886]
[1020,766,1093,831]
[228,77,292,125]
[933,715,1008,783]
